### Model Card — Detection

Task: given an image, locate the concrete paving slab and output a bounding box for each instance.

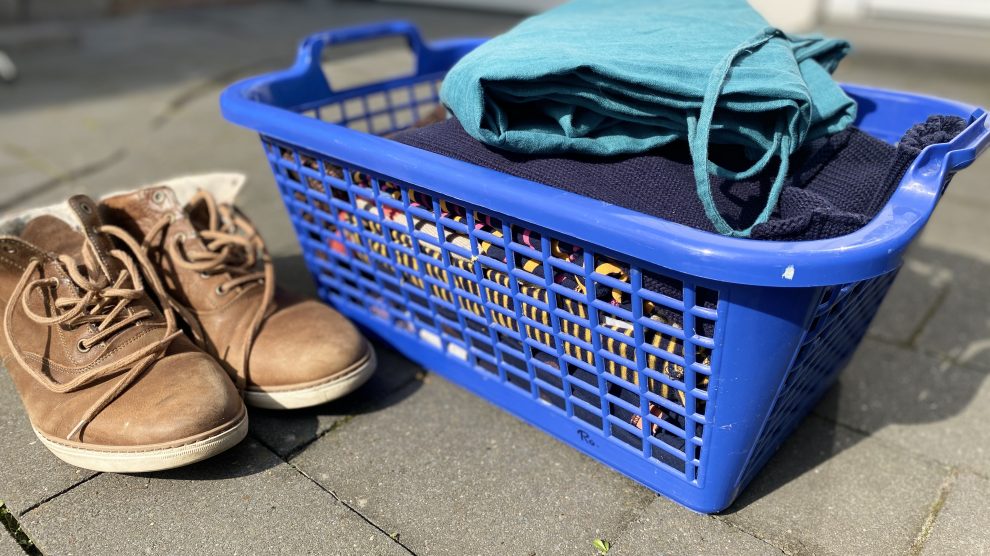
[868,256,951,345]
[0,370,97,516]
[0,164,56,210]
[0,528,25,556]
[0,0,18,23]
[250,342,424,458]
[610,497,781,556]
[918,195,990,267]
[292,375,656,556]
[0,86,189,208]
[923,472,990,555]
[0,2,520,216]
[0,82,269,215]
[725,416,946,556]
[946,157,990,208]
[20,438,408,556]
[0,1,989,553]
[914,246,990,371]
[817,339,990,476]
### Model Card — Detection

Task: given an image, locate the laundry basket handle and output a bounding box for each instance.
[300,20,426,58]
[295,20,483,92]
[902,108,990,203]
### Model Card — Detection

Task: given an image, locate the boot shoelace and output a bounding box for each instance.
[4,225,182,440]
[145,190,274,390]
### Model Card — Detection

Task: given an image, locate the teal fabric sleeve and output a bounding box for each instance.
[439,0,857,236]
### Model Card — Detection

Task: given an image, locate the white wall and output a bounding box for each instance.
[382,0,822,30]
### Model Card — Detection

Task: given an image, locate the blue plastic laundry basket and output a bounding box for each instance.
[220,21,990,513]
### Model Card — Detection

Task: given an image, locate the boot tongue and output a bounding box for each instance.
[19,215,86,259]
[18,196,121,286]
[66,195,126,280]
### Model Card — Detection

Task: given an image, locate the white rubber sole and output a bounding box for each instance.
[33,413,248,473]
[243,347,377,410]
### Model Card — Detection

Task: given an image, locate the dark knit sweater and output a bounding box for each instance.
[392,115,966,241]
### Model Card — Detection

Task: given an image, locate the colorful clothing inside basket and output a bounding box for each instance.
[392,115,968,241]
[295,163,709,446]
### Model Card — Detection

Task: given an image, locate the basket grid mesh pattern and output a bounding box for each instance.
[300,75,445,135]
[263,83,728,483]
[739,271,897,488]
[264,75,899,494]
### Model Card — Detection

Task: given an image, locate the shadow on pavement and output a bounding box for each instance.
[131,253,424,480]
[726,242,989,512]
[245,254,424,462]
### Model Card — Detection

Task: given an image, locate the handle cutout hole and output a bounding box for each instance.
[320,36,416,92]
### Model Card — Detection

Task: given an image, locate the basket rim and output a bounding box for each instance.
[219,26,989,288]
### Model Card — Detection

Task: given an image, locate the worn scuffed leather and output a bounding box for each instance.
[100,183,370,393]
[0,196,244,447]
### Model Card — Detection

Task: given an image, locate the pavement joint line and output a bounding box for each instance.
[910,466,959,556]
[907,285,951,350]
[600,496,652,547]
[274,370,427,461]
[245,430,286,460]
[0,143,64,178]
[282,414,356,462]
[16,472,102,518]
[863,333,989,375]
[149,56,286,130]
[713,514,792,555]
[806,410,969,475]
[284,462,418,556]
[0,149,127,213]
[0,502,42,555]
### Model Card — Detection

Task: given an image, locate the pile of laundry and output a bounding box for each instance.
[392,0,966,241]
[367,0,968,455]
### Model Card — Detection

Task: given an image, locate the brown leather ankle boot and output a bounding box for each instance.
[99,174,376,409]
[0,196,247,472]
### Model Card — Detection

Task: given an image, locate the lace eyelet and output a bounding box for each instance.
[4,246,15,254]
[215,285,227,296]
[200,272,210,278]
[77,340,91,353]
[152,190,167,204]
[79,203,92,214]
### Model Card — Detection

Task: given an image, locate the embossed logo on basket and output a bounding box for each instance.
[577,429,596,447]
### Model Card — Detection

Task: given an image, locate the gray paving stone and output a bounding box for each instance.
[918,194,990,267]
[25,0,112,20]
[0,1,988,553]
[923,472,990,556]
[946,157,990,207]
[914,247,990,371]
[250,342,424,458]
[0,370,97,516]
[725,416,946,556]
[293,375,655,556]
[0,528,25,556]
[816,339,990,475]
[20,438,407,556]
[0,0,18,23]
[610,497,780,556]
[868,256,951,345]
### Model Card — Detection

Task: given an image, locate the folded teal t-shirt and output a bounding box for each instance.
[440,0,857,236]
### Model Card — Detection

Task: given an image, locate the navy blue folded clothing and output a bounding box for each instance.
[391,115,966,241]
